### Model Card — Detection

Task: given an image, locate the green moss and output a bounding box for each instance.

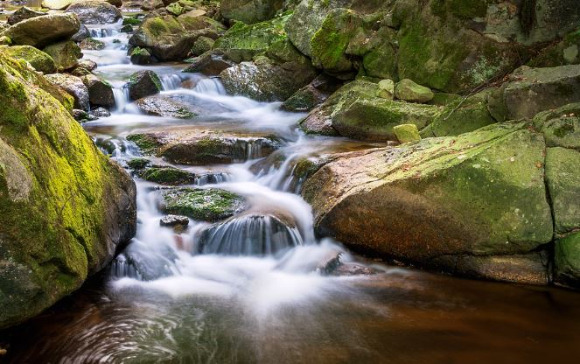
[555,232,580,287]
[123,16,142,26]
[140,167,196,185]
[310,9,358,72]
[127,158,151,170]
[161,188,245,222]
[127,134,161,154]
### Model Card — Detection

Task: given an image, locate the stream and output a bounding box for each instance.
[2,17,580,364]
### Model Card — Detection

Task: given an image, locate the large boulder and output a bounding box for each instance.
[0,53,136,329]
[2,45,56,74]
[7,7,47,26]
[129,13,225,61]
[66,1,122,24]
[303,123,554,283]
[489,65,580,121]
[221,0,284,25]
[45,73,90,111]
[43,40,82,71]
[3,13,80,48]
[126,70,163,101]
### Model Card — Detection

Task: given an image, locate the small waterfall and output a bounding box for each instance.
[194,172,231,186]
[193,78,227,95]
[113,87,130,113]
[90,28,118,38]
[110,241,180,281]
[196,215,304,256]
[160,74,185,91]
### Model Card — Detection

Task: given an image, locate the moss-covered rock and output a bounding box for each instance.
[45,73,90,111]
[555,232,580,289]
[2,45,56,74]
[140,167,197,185]
[43,40,82,71]
[160,188,246,222]
[126,70,163,101]
[128,14,225,61]
[545,147,580,235]
[221,0,284,24]
[3,13,80,48]
[81,74,115,108]
[533,103,580,150]
[127,158,151,170]
[0,52,136,329]
[394,79,434,103]
[393,124,421,143]
[303,123,553,282]
[190,36,214,56]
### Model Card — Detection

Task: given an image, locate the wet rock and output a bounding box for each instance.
[159,188,246,222]
[82,74,115,108]
[129,47,157,65]
[140,167,197,185]
[8,7,46,25]
[134,95,196,119]
[127,158,151,170]
[393,124,420,144]
[331,263,379,277]
[128,14,225,61]
[2,45,56,74]
[71,24,91,42]
[90,107,111,118]
[183,51,235,76]
[66,1,122,24]
[394,79,434,104]
[111,243,177,281]
[41,0,73,10]
[43,40,82,71]
[221,0,284,25]
[282,74,343,112]
[120,24,133,33]
[489,65,580,121]
[4,13,80,48]
[126,70,163,101]
[72,108,94,121]
[160,214,190,227]
[79,37,105,50]
[45,73,90,111]
[303,123,553,284]
[128,128,281,165]
[0,53,136,329]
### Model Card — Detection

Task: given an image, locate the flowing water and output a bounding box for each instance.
[2,17,580,364]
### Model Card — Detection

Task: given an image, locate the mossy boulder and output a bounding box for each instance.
[127,158,151,170]
[221,0,284,24]
[81,74,115,108]
[129,14,225,61]
[43,40,82,71]
[140,167,197,185]
[555,232,580,289]
[126,70,163,101]
[394,79,434,103]
[66,1,122,24]
[489,65,580,122]
[393,124,421,143]
[129,47,157,65]
[213,13,290,63]
[303,123,553,282]
[128,128,281,165]
[2,45,56,74]
[45,73,90,111]
[533,103,580,150]
[545,147,580,235]
[0,52,136,329]
[190,36,214,56]
[3,13,80,48]
[421,89,496,137]
[159,188,246,222]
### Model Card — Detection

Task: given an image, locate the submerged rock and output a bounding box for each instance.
[303,123,553,283]
[159,188,246,222]
[0,52,136,329]
[3,13,80,48]
[66,1,122,24]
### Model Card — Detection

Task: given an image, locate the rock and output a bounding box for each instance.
[71,24,91,42]
[41,0,73,10]
[393,124,421,143]
[140,167,197,185]
[528,29,580,68]
[8,7,46,25]
[79,37,105,50]
[182,51,234,75]
[2,45,56,74]
[72,108,93,121]
[555,232,580,288]
[377,79,395,100]
[219,52,317,102]
[160,215,189,227]
[159,188,246,222]
[66,1,122,24]
[213,13,289,63]
[489,65,580,121]
[394,79,434,103]
[43,40,82,71]
[166,2,185,16]
[421,90,496,137]
[126,70,163,101]
[129,47,157,65]
[127,158,151,170]
[4,13,80,48]
[45,73,90,111]
[302,123,553,283]
[545,147,580,235]
[134,95,196,119]
[0,52,136,329]
[76,59,97,72]
[190,36,214,56]
[81,74,115,108]
[301,80,442,141]
[533,103,580,150]
[282,74,342,112]
[128,14,225,61]
[221,0,284,25]
[89,107,111,118]
[127,128,280,165]
[120,24,133,33]
[106,0,122,7]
